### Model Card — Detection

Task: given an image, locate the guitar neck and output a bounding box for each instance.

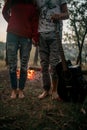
[58,37,67,71]
[55,25,68,71]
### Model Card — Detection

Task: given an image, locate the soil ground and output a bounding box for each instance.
[0,63,87,130]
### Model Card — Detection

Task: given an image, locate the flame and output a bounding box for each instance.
[16,69,35,80]
[16,69,20,79]
[27,70,35,80]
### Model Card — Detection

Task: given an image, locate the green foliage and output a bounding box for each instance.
[65,0,87,64]
[68,0,87,34]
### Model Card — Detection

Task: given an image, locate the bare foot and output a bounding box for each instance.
[18,90,25,99]
[10,90,17,99]
[38,91,49,99]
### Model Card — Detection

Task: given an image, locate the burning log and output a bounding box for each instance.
[29,66,41,71]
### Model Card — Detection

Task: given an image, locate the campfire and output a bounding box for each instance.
[16,66,41,80]
[16,69,35,80]
[27,69,35,80]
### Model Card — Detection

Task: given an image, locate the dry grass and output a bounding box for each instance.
[0,60,7,70]
[0,60,87,130]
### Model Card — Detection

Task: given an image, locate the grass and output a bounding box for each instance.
[0,60,87,130]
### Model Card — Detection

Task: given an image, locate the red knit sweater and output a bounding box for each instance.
[2,2,39,42]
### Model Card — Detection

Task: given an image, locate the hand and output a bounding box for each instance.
[51,13,69,21]
[32,38,38,47]
[51,14,60,22]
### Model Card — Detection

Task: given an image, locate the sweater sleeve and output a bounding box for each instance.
[31,7,39,43]
[2,1,11,22]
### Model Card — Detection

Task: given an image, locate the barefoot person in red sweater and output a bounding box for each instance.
[2,0,39,99]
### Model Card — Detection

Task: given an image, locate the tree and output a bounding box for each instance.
[33,46,39,66]
[0,3,1,8]
[66,0,87,65]
[0,0,5,11]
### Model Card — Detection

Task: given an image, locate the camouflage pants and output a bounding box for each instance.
[6,32,32,90]
[39,31,61,91]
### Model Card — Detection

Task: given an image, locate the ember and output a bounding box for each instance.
[16,69,35,80]
[16,69,20,79]
[27,69,35,80]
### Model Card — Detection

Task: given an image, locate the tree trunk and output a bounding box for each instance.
[33,46,39,66]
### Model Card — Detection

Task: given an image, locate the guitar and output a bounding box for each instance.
[55,23,86,103]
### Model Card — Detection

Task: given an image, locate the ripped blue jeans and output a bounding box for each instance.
[6,32,32,90]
